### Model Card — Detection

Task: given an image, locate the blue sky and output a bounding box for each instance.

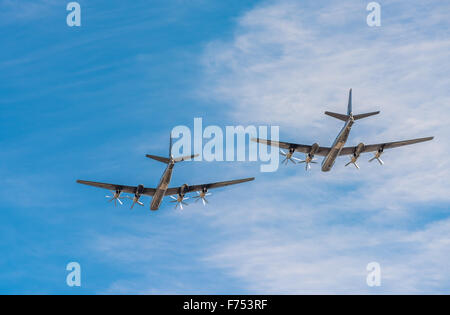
[0,0,449,294]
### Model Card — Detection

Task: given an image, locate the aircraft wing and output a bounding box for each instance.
[165,177,255,196]
[76,180,156,196]
[339,137,434,156]
[251,138,331,156]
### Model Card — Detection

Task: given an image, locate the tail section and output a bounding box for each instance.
[353,111,380,120]
[324,111,350,122]
[325,89,380,121]
[347,88,352,115]
[145,154,171,164]
[173,154,199,162]
[146,133,199,164]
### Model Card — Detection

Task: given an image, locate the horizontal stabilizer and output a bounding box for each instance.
[324,111,350,122]
[145,154,171,164]
[173,154,199,163]
[353,111,380,120]
[146,154,199,163]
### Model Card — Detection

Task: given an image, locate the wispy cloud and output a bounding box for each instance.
[0,0,60,24]
[14,0,447,294]
[194,0,450,293]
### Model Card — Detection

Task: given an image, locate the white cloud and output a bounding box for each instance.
[201,0,450,203]
[84,0,450,294]
[204,215,450,294]
[197,0,450,293]
[0,0,59,24]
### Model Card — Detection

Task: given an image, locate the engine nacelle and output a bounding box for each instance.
[346,143,365,169]
[179,184,189,197]
[353,143,365,159]
[199,186,208,197]
[310,143,319,156]
[135,184,145,196]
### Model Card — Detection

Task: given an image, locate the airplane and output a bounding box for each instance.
[77,137,254,210]
[252,89,434,172]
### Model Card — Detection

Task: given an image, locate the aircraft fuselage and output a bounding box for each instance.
[321,117,354,172]
[150,161,175,210]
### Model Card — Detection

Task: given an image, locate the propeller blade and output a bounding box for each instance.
[117,199,123,205]
[369,156,384,165]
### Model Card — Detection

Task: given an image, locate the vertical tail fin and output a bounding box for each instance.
[169,134,173,158]
[347,88,352,115]
[146,132,199,163]
[325,89,379,121]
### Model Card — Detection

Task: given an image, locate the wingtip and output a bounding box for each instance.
[418,136,434,142]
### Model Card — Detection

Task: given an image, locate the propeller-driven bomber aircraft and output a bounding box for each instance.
[253,89,434,171]
[77,137,254,210]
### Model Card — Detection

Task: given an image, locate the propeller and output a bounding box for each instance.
[125,195,144,209]
[369,150,384,165]
[193,190,211,206]
[280,149,300,165]
[297,154,318,170]
[345,155,360,169]
[170,195,189,210]
[346,143,364,170]
[345,160,360,169]
[105,190,125,207]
